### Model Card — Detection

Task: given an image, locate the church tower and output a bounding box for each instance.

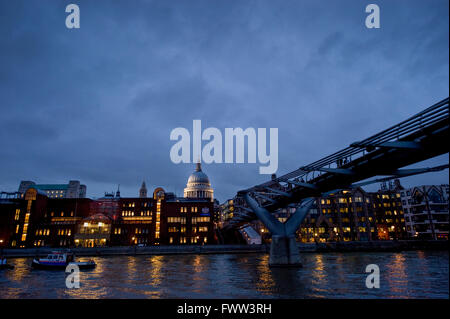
[139,181,147,198]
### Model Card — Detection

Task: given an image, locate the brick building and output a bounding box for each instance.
[0,187,215,248]
[371,181,407,240]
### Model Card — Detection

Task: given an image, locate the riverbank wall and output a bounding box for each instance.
[306,240,448,252]
[2,240,447,258]
[2,244,268,258]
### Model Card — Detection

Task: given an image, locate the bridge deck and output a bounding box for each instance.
[233,97,449,224]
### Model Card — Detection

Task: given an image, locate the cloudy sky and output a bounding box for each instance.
[0,0,448,201]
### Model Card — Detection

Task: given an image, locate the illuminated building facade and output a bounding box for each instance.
[112,188,215,246]
[0,186,215,248]
[371,181,407,240]
[18,180,87,199]
[224,186,409,243]
[299,188,379,242]
[74,214,112,247]
[219,199,235,224]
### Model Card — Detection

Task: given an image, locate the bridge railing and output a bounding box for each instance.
[228,98,449,226]
[244,97,449,190]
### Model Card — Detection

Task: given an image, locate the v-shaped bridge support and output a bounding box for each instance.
[244,193,315,267]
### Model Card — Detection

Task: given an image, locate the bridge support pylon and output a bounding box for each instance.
[244,193,314,267]
[269,235,302,267]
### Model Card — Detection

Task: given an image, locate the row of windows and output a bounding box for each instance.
[191,217,210,223]
[376,202,401,208]
[307,216,377,223]
[169,237,208,244]
[321,207,364,214]
[114,228,153,235]
[167,217,187,224]
[383,210,404,216]
[34,240,45,247]
[168,226,209,233]
[168,227,186,233]
[35,229,50,236]
[49,211,74,217]
[300,227,376,234]
[122,202,152,208]
[180,207,199,213]
[134,238,148,244]
[321,197,368,205]
[59,239,70,246]
[135,228,149,234]
[185,190,212,198]
[46,190,64,194]
[57,229,72,236]
[377,193,401,199]
[122,210,151,217]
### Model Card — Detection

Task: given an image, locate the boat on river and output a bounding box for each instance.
[31,251,96,270]
[0,258,14,270]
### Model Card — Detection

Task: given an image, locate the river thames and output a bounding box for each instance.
[0,250,448,299]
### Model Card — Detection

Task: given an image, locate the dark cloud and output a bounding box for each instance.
[0,0,448,201]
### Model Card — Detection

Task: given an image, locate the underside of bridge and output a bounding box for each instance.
[232,97,449,267]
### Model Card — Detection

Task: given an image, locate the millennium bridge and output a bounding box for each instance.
[229,97,449,266]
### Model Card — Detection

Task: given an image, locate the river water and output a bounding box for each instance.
[0,251,448,299]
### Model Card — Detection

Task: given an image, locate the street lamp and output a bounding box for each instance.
[0,239,4,258]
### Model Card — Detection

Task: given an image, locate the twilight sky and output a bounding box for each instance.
[0,0,448,201]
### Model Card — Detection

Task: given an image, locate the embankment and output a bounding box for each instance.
[2,240,447,258]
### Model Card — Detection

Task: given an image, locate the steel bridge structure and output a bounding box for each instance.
[231,97,449,266]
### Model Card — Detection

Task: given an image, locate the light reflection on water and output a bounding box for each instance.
[0,251,448,299]
[308,254,327,298]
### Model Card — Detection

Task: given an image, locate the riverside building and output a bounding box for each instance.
[18,180,87,199]
[223,183,411,243]
[400,184,449,240]
[0,166,215,248]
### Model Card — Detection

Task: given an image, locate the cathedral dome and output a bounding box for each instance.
[187,169,210,185]
[184,162,214,201]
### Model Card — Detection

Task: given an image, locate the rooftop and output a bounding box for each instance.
[33,184,69,190]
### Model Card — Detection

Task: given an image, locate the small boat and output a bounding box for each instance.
[0,259,14,270]
[31,251,96,270]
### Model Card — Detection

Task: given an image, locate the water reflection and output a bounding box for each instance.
[310,254,329,297]
[385,253,408,297]
[269,267,304,298]
[255,255,276,294]
[8,258,30,282]
[1,251,448,299]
